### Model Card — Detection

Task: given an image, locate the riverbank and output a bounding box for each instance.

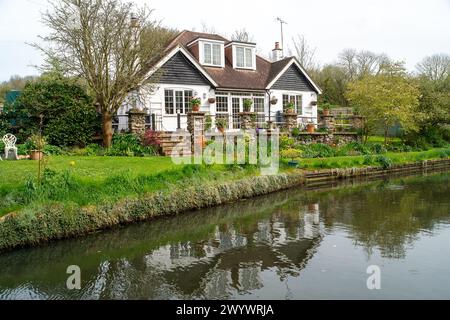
[0,155,450,252]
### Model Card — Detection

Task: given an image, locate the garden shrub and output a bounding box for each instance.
[376,155,393,169]
[370,143,386,154]
[2,74,100,147]
[280,135,295,150]
[300,143,335,158]
[106,133,157,157]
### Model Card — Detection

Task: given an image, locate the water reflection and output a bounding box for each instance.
[0,172,449,300]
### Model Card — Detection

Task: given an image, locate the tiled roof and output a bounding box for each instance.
[161,30,314,91]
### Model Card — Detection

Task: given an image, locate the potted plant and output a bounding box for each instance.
[281,148,302,168]
[243,99,253,112]
[28,134,47,161]
[321,103,331,116]
[307,122,315,133]
[285,102,295,114]
[191,97,201,112]
[216,118,228,133]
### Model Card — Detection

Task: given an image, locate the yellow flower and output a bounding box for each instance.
[69,161,76,167]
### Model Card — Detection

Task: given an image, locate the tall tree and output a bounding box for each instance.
[338,49,389,81]
[36,0,177,147]
[346,63,421,144]
[416,54,450,81]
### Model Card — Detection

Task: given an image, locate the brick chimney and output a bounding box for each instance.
[272,42,283,62]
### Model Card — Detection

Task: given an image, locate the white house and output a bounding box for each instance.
[115,30,322,132]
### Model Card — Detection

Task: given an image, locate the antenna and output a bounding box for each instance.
[276,17,288,58]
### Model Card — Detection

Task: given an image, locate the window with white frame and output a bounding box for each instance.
[235,46,254,69]
[282,94,303,115]
[165,89,194,115]
[203,42,222,66]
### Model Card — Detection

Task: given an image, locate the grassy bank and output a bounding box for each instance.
[297,148,450,169]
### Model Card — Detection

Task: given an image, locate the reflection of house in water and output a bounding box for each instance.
[142,203,323,299]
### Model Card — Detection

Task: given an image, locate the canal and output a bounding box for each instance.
[0,171,449,300]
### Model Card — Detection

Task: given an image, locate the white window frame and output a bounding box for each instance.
[199,40,225,68]
[282,93,304,115]
[232,45,256,70]
[164,88,194,115]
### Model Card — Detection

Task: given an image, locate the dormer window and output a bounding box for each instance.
[229,43,256,70]
[197,40,224,67]
[236,47,253,68]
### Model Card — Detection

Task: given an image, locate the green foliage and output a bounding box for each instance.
[376,155,393,169]
[300,143,336,158]
[3,75,99,147]
[280,149,302,161]
[205,114,213,131]
[243,99,253,112]
[280,135,295,150]
[215,118,228,129]
[106,134,157,157]
[291,128,301,137]
[346,64,421,142]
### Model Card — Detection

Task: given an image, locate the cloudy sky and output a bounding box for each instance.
[0,0,449,81]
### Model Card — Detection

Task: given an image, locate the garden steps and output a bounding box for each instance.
[156,131,192,157]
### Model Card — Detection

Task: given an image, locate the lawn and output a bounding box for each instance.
[0,156,258,216]
[0,156,179,187]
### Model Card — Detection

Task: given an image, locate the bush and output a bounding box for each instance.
[44,145,65,156]
[143,130,161,153]
[3,75,100,147]
[370,143,386,154]
[300,143,335,158]
[106,133,157,157]
[291,128,301,137]
[376,155,393,169]
[280,135,295,150]
[280,149,302,161]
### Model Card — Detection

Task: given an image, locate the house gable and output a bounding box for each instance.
[156,51,213,86]
[270,64,317,92]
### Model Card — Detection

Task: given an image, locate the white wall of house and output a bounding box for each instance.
[269,90,318,126]
[117,86,318,132]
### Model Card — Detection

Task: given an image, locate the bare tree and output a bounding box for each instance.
[231,28,254,43]
[35,0,177,147]
[292,34,317,72]
[338,49,389,81]
[416,54,450,81]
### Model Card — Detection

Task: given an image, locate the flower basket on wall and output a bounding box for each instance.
[208,97,216,104]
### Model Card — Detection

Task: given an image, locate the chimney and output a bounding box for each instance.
[272,42,283,62]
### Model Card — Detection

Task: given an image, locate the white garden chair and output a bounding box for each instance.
[1,134,19,160]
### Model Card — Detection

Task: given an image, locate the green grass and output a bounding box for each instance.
[0,156,259,217]
[367,136,402,143]
[295,148,450,169]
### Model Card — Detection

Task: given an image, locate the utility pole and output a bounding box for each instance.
[276,17,288,58]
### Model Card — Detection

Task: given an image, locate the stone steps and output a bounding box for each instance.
[157,131,192,156]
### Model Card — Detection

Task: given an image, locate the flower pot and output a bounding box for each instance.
[286,108,295,114]
[288,160,299,168]
[218,127,225,134]
[208,98,216,104]
[323,109,330,116]
[307,124,315,133]
[30,150,43,161]
[192,105,200,112]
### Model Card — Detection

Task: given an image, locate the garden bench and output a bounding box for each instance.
[1,134,19,160]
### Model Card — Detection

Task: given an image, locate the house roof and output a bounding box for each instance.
[159,30,320,93]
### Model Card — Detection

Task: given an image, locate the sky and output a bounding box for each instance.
[0,0,449,81]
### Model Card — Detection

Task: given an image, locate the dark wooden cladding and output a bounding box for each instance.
[156,52,212,86]
[271,65,317,92]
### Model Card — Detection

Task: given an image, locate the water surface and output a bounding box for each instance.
[0,172,449,300]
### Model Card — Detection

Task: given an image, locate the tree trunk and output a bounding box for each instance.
[102,112,114,148]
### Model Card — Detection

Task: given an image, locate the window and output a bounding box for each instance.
[165,89,194,115]
[236,46,254,68]
[254,97,265,127]
[282,94,303,115]
[165,90,174,114]
[216,96,229,113]
[203,42,222,66]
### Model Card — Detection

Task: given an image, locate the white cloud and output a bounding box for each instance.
[1,0,449,81]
